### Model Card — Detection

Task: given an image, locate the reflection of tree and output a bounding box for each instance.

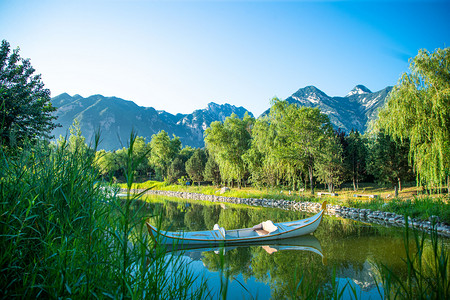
[163,202,186,230]
[184,206,206,231]
[201,247,253,280]
[200,245,330,298]
[202,205,221,230]
[251,247,329,298]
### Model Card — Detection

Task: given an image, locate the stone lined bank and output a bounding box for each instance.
[123,188,450,237]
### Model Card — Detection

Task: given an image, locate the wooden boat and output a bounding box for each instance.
[146,201,327,246]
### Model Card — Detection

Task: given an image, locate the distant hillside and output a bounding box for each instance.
[51,85,391,150]
[262,85,392,133]
[51,93,253,151]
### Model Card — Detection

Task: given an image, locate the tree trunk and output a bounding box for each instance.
[398,177,402,191]
[447,175,449,195]
[309,166,314,195]
[353,176,357,191]
[394,185,398,198]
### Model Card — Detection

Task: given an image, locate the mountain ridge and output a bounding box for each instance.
[51,93,253,150]
[262,84,392,133]
[51,85,391,151]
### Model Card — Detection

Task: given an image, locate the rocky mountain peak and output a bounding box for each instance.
[290,85,329,105]
[346,85,372,97]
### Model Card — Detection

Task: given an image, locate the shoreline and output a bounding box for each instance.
[121,188,450,237]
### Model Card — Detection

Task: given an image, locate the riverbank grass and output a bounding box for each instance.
[118,180,450,224]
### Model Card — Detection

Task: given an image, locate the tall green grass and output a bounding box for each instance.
[0,135,206,298]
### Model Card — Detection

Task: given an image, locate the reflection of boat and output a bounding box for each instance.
[165,235,325,260]
[146,202,326,246]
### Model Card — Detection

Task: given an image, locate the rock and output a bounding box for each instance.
[220,187,230,194]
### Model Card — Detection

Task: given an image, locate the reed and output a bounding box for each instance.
[374,217,450,299]
[0,135,206,298]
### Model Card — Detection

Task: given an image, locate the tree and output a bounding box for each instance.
[0,40,59,148]
[131,136,151,176]
[343,130,367,191]
[376,48,450,192]
[167,157,186,184]
[95,150,119,180]
[149,130,181,180]
[366,132,413,197]
[204,113,253,188]
[268,99,335,195]
[203,154,221,186]
[185,149,207,185]
[57,120,88,154]
[315,134,344,192]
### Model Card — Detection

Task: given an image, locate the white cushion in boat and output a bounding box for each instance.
[213,224,226,238]
[262,220,278,233]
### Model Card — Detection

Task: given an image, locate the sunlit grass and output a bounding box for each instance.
[118,180,450,223]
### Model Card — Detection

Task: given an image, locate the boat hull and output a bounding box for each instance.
[147,202,326,246]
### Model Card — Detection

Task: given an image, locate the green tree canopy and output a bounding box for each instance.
[185,149,207,185]
[376,48,450,191]
[204,113,254,188]
[342,130,368,191]
[266,99,335,194]
[0,40,59,148]
[149,130,181,180]
[203,154,221,186]
[315,133,344,193]
[366,132,413,197]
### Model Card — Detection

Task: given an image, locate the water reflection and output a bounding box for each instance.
[135,195,448,299]
[165,235,325,261]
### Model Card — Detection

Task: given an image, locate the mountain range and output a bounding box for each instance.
[51,85,392,151]
[275,84,393,134]
[51,93,252,150]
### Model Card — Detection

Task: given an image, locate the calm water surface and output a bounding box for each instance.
[136,195,448,299]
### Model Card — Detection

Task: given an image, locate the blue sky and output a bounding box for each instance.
[1,0,449,116]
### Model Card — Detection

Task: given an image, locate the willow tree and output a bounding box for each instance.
[204,113,254,188]
[376,48,450,192]
[247,115,286,188]
[315,134,344,193]
[268,99,335,195]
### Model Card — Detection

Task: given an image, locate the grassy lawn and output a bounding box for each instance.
[118,180,450,223]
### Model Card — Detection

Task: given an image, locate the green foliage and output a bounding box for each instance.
[167,157,186,184]
[341,130,368,191]
[149,130,181,180]
[315,133,345,192]
[376,47,450,190]
[204,113,254,187]
[257,99,335,194]
[185,148,207,185]
[203,154,221,186]
[0,40,59,149]
[366,131,414,196]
